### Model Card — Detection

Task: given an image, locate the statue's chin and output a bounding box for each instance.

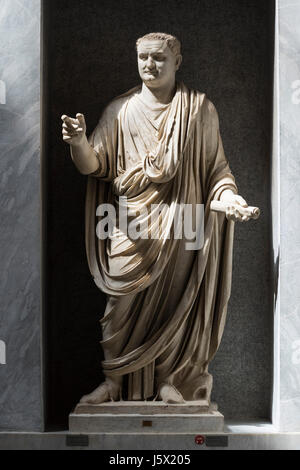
[143,76,157,82]
[143,77,161,88]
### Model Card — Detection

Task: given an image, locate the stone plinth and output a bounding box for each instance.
[69,401,224,433]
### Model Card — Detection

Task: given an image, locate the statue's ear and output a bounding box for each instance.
[175,54,183,71]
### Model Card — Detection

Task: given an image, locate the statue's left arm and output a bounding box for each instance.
[202,98,251,222]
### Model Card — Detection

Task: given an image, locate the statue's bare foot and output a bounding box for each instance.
[80,379,120,404]
[159,383,185,404]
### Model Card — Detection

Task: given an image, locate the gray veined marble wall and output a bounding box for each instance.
[0,0,42,430]
[277,0,300,432]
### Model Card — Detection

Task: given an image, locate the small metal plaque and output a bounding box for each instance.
[142,420,153,427]
[66,434,89,447]
[205,435,228,447]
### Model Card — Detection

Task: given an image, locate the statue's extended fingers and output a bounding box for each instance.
[62,115,78,128]
[61,115,77,126]
[228,207,242,222]
[76,113,86,128]
[62,122,76,132]
[232,209,242,222]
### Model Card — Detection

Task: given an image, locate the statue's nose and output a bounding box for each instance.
[146,57,155,68]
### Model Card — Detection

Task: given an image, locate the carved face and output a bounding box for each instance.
[137,40,181,88]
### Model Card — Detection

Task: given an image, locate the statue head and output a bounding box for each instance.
[136,32,182,89]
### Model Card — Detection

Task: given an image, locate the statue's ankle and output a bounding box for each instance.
[105,377,122,401]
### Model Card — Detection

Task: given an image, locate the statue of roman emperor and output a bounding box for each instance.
[62,32,254,406]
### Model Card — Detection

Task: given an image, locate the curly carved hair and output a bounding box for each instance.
[136,32,181,56]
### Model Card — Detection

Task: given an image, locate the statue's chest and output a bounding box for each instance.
[120,99,170,168]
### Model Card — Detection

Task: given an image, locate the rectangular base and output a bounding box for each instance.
[73,400,213,415]
[69,402,224,433]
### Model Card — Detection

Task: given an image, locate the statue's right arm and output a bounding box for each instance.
[61,113,99,175]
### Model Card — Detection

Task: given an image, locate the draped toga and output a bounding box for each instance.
[85,82,237,401]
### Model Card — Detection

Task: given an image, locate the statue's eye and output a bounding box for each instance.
[139,54,148,60]
[152,54,165,61]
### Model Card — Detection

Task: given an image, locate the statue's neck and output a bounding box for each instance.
[140,80,176,106]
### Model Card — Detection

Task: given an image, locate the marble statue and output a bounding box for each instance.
[62,32,259,407]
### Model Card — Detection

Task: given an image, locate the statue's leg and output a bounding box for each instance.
[79,295,126,404]
[154,333,188,404]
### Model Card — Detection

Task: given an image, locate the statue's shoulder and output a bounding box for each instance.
[191,88,219,127]
[182,83,218,122]
[100,86,141,122]
[192,88,207,103]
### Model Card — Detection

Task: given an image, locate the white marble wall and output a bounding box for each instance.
[277,0,300,431]
[0,0,42,430]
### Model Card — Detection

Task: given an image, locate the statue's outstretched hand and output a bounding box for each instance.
[61,113,87,147]
[219,190,251,222]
